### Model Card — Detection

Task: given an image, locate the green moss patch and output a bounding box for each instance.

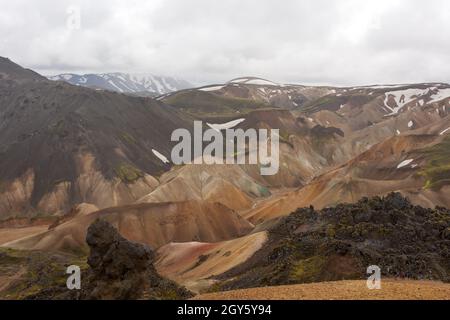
[419,136,450,190]
[163,90,270,117]
[290,255,326,282]
[114,163,143,183]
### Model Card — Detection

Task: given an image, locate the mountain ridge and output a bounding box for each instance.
[0,57,191,218]
[48,72,193,96]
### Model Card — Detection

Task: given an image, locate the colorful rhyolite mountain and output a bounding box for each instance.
[0,58,449,299]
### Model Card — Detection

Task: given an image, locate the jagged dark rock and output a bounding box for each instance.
[215,193,450,291]
[80,219,193,300]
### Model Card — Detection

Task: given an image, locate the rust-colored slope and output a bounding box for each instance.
[155,232,267,292]
[2,201,254,252]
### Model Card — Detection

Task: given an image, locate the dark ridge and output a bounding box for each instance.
[0,58,191,217]
[311,125,344,138]
[0,57,45,81]
[76,219,193,300]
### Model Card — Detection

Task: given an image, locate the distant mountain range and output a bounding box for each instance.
[48,72,193,96]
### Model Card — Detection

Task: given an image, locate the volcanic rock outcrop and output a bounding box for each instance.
[80,219,193,300]
[213,193,450,291]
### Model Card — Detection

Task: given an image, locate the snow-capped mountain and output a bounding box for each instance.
[48,72,193,96]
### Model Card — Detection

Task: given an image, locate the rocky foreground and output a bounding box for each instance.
[0,220,192,300]
[1,193,449,300]
[212,193,450,291]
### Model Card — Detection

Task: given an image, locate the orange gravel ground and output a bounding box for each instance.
[193,279,450,300]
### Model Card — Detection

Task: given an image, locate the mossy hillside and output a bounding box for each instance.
[302,94,375,114]
[119,131,137,145]
[163,90,270,116]
[420,136,450,190]
[0,248,88,300]
[290,255,327,282]
[114,163,143,183]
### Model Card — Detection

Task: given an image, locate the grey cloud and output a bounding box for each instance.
[0,0,449,85]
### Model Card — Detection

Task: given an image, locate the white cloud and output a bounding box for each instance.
[0,0,449,86]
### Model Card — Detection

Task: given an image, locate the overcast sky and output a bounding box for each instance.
[0,0,449,86]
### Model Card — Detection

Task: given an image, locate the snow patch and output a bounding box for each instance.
[152,149,170,164]
[358,84,407,89]
[383,89,428,115]
[397,159,414,169]
[382,86,450,115]
[199,85,224,92]
[440,127,450,136]
[207,118,245,131]
[428,88,450,104]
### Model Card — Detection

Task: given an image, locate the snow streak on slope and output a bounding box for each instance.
[383,89,427,115]
[440,127,450,136]
[198,85,225,92]
[397,159,414,169]
[428,88,450,104]
[152,149,170,164]
[207,118,246,131]
[383,87,450,116]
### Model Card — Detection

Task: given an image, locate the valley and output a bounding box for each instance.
[0,57,449,300]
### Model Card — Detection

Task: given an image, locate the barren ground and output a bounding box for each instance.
[193,279,450,300]
[0,226,49,246]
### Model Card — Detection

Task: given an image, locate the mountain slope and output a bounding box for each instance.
[156,232,267,292]
[0,57,44,82]
[3,201,254,252]
[162,77,335,115]
[243,128,450,223]
[0,57,190,218]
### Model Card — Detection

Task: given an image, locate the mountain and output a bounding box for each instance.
[5,201,254,252]
[0,57,44,82]
[48,72,193,96]
[0,57,190,219]
[239,83,450,223]
[1,61,450,300]
[162,76,333,116]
